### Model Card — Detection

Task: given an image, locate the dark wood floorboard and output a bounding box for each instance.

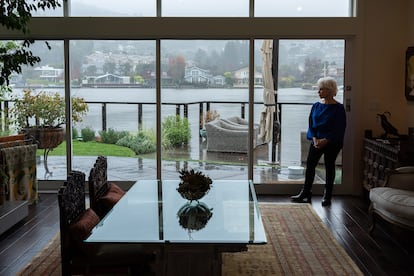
[1,193,413,275]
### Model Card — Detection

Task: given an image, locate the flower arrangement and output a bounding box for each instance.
[177,168,212,201]
[11,89,88,130]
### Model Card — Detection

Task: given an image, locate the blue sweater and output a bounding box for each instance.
[307,102,346,145]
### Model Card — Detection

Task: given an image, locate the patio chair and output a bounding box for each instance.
[88,156,125,219]
[221,116,263,145]
[205,119,258,153]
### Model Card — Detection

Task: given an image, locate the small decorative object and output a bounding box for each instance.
[177,201,213,231]
[199,110,220,139]
[376,111,400,139]
[177,168,212,201]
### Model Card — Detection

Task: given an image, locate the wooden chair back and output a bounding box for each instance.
[58,170,86,276]
[88,156,109,216]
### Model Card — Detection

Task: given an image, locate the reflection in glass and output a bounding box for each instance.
[177,201,213,232]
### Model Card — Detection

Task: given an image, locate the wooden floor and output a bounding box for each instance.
[1,193,413,275]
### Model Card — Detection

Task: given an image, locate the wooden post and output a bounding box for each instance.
[138,103,142,130]
[102,103,107,131]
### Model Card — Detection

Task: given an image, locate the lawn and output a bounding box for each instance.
[41,140,136,157]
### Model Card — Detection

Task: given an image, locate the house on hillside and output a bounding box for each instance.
[232,67,263,87]
[34,65,64,83]
[83,73,130,85]
[184,66,212,84]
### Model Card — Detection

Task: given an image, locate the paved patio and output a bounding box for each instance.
[36,143,324,185]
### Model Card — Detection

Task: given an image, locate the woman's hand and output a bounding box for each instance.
[314,138,328,149]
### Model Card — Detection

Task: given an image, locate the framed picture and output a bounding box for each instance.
[405,46,414,101]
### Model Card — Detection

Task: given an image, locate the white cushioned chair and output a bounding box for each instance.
[205,118,260,153]
[369,166,414,234]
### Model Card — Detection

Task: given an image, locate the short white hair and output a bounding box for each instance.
[317,77,338,96]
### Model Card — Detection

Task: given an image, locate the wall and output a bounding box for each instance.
[361,0,411,137]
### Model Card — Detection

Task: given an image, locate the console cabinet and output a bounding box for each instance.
[362,138,414,190]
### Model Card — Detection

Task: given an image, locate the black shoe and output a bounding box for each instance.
[321,198,331,206]
[291,190,312,203]
[321,187,332,206]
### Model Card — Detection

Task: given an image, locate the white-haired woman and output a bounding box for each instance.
[291,77,346,206]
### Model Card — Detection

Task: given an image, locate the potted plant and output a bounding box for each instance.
[10,89,88,149]
[200,110,220,138]
[177,168,213,201]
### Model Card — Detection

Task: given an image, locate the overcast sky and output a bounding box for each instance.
[70,0,350,17]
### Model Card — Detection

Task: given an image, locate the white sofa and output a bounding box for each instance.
[205,118,260,153]
[369,166,414,234]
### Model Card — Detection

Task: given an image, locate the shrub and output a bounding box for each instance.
[116,129,156,155]
[99,128,129,144]
[81,127,95,142]
[72,128,79,140]
[162,115,191,147]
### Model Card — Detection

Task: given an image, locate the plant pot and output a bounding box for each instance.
[21,127,64,149]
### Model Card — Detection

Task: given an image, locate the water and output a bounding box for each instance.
[14,87,343,166]
[67,87,324,132]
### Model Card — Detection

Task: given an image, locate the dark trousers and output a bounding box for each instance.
[303,142,342,192]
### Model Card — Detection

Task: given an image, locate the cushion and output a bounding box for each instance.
[99,189,123,209]
[370,187,414,221]
[70,208,100,242]
[108,183,126,196]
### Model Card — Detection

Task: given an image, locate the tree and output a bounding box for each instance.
[224,71,234,87]
[119,61,133,76]
[85,65,98,76]
[302,57,323,84]
[168,56,186,85]
[0,0,61,86]
[194,49,209,68]
[103,61,117,74]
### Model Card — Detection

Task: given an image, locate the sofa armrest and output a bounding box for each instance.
[384,166,414,191]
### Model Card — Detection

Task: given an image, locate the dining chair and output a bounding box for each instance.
[88,155,125,218]
[58,170,153,275]
[58,170,99,275]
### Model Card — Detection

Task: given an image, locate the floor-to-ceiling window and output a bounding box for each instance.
[0,0,356,192]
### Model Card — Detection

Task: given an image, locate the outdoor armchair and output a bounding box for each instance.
[205,119,257,153]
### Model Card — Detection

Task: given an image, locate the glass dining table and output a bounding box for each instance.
[86,179,267,275]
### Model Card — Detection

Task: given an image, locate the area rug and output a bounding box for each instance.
[18,203,362,276]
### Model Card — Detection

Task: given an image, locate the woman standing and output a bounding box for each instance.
[291,77,346,206]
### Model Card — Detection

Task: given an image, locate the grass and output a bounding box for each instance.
[39,140,271,168]
[40,140,136,157]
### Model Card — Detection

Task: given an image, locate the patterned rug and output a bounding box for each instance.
[18,203,362,276]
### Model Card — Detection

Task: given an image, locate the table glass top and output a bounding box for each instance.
[86,179,266,244]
